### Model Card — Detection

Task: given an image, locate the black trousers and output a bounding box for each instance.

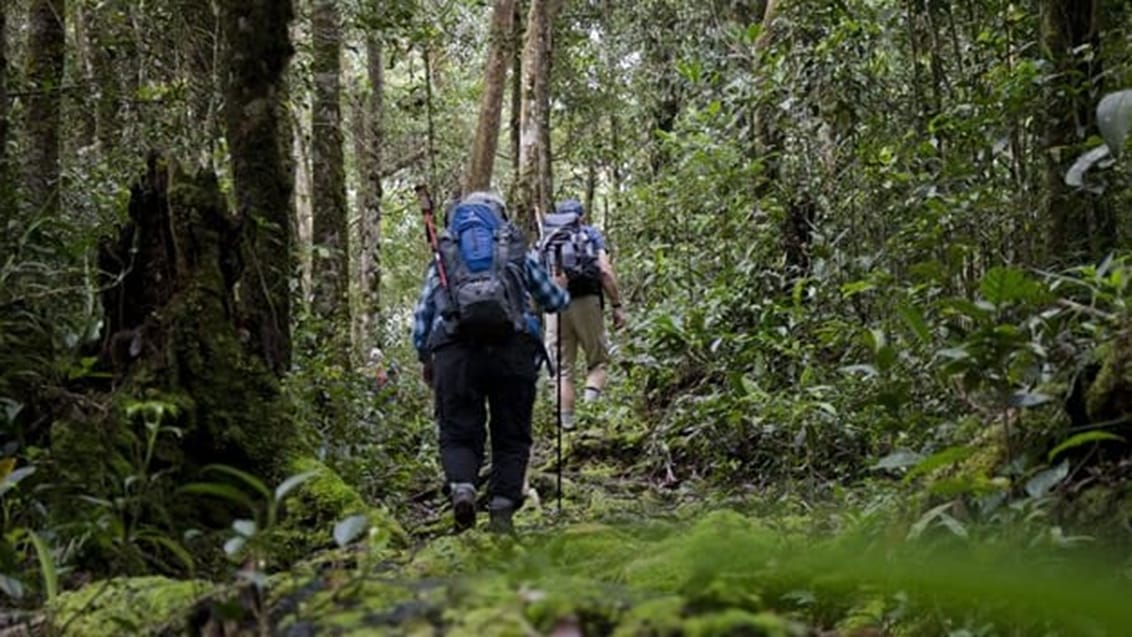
[432,336,538,506]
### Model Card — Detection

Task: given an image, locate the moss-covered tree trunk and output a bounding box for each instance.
[74,155,301,573]
[465,0,515,194]
[358,32,385,351]
[23,0,65,218]
[222,0,295,376]
[96,156,294,466]
[1043,0,1113,265]
[0,2,8,201]
[310,0,350,357]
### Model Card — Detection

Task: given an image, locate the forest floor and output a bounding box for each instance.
[28,359,1132,637]
[42,409,1132,637]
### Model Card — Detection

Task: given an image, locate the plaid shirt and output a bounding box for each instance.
[412,255,569,359]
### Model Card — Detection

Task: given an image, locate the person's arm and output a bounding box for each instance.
[524,255,570,313]
[597,249,626,329]
[411,265,438,381]
[597,250,622,306]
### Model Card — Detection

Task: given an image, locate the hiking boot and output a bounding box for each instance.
[487,496,516,534]
[450,482,477,532]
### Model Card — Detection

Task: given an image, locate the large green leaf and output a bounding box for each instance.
[1097,89,1132,155]
[1048,431,1125,462]
[979,266,1042,306]
[904,446,976,483]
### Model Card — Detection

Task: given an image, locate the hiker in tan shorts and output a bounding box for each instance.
[540,199,626,429]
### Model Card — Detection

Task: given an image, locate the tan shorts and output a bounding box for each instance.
[545,294,609,375]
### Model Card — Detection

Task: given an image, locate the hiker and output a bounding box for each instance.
[366,347,399,401]
[412,191,570,533]
[540,198,626,429]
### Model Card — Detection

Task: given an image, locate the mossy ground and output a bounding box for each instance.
[36,327,1132,636]
[45,481,1132,637]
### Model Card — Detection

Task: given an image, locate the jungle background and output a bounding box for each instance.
[3,0,1132,634]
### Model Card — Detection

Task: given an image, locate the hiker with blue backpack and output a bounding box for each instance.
[538,198,626,430]
[411,190,570,533]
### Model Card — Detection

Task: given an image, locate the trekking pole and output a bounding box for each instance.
[556,303,563,516]
[415,184,449,290]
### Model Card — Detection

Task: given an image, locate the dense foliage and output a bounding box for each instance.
[2,0,1132,634]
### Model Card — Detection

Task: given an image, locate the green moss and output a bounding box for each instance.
[47,576,214,636]
[620,510,779,597]
[684,609,800,637]
[446,605,531,636]
[922,424,1012,498]
[610,595,686,636]
[836,594,887,633]
[268,457,408,566]
[1086,333,1132,421]
[405,534,497,579]
[1055,481,1132,539]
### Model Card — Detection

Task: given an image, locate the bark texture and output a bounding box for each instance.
[310,0,350,349]
[222,0,296,375]
[24,0,65,217]
[514,0,560,236]
[358,34,385,349]
[1,3,8,195]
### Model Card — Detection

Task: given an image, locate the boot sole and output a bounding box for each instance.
[453,498,476,531]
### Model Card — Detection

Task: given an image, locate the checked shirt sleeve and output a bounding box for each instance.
[524,255,570,313]
[411,264,439,360]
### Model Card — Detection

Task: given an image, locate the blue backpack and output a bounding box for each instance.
[435,202,528,342]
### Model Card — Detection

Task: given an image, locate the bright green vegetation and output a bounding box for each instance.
[4,0,1132,635]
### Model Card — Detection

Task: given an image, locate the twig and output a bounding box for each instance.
[1056,298,1117,323]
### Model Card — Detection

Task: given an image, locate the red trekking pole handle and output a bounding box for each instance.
[415,184,449,289]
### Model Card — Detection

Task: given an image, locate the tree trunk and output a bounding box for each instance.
[358,33,385,350]
[538,0,561,208]
[514,0,559,236]
[643,4,680,177]
[1043,0,1112,264]
[222,0,295,376]
[584,162,596,221]
[607,111,623,245]
[310,0,350,353]
[23,0,65,218]
[465,0,515,193]
[82,155,304,575]
[1,2,8,199]
[509,0,524,186]
[85,1,129,149]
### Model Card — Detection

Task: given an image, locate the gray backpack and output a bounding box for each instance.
[538,211,601,297]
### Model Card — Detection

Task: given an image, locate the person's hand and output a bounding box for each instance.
[421,361,434,386]
[552,270,568,289]
[611,305,626,330]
